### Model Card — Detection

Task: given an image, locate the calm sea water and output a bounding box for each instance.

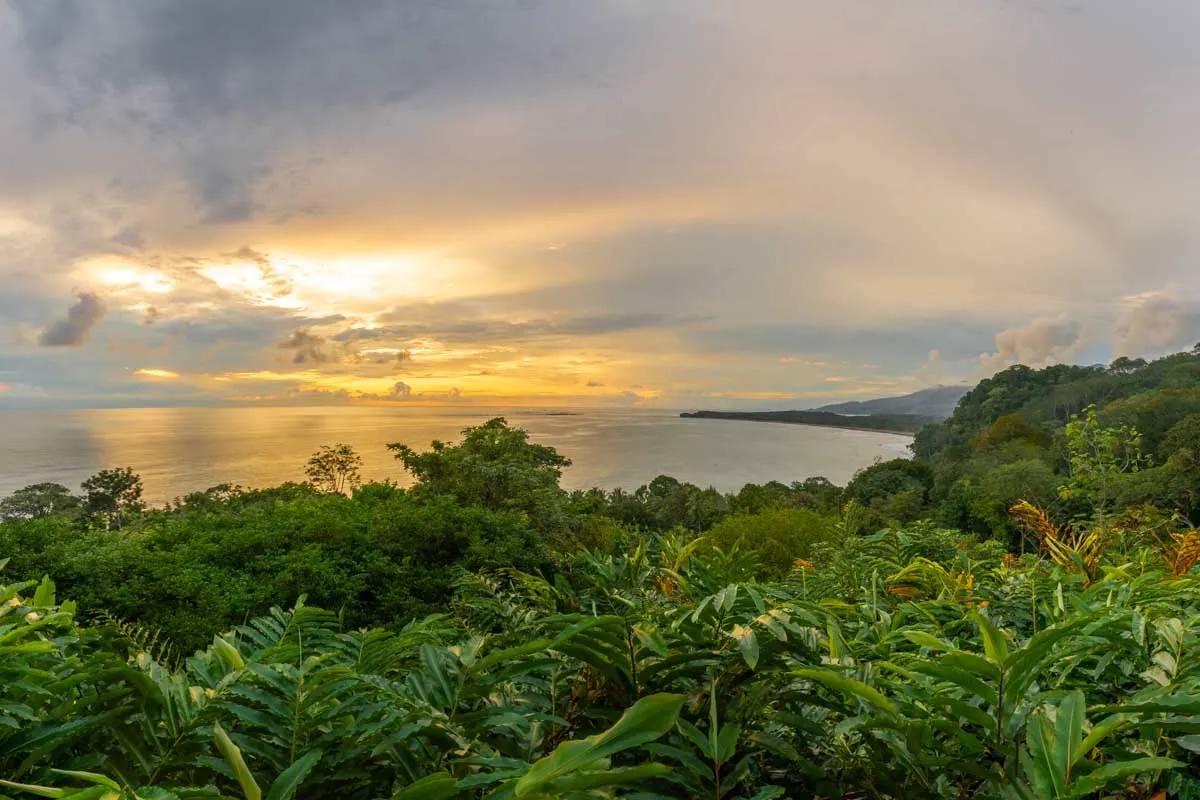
[0,407,912,505]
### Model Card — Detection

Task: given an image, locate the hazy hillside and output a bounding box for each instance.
[816,385,969,420]
[680,409,928,433]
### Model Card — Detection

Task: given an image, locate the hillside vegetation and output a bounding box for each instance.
[816,384,969,419]
[3,348,1200,798]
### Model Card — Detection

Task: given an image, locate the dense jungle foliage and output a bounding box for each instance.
[4,347,1200,798]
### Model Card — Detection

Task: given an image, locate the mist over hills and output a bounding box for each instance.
[814,385,969,420]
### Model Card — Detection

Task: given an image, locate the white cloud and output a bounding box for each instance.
[914,350,946,386]
[1112,292,1200,359]
[978,317,1090,377]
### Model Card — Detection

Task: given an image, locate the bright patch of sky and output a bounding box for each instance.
[2,1,1200,408]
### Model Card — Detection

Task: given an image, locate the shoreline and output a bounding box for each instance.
[680,414,918,438]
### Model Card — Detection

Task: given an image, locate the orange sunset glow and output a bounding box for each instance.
[2,2,1200,410]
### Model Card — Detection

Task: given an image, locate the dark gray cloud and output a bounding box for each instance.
[38,292,107,346]
[277,328,328,364]
[111,225,144,249]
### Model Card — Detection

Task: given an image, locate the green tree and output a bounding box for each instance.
[388,417,571,527]
[1059,405,1145,528]
[1108,355,1147,374]
[81,467,145,530]
[0,482,81,522]
[792,476,844,513]
[304,443,363,494]
[845,458,933,530]
[1161,413,1200,459]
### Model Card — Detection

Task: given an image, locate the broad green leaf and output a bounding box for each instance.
[940,652,1000,680]
[709,681,720,763]
[1028,713,1065,799]
[48,771,119,790]
[391,772,459,800]
[59,787,110,800]
[213,723,261,800]
[1067,757,1183,797]
[920,694,993,730]
[976,614,1010,665]
[794,668,896,715]
[744,788,786,800]
[514,693,685,797]
[902,631,954,651]
[715,723,740,766]
[633,626,668,658]
[211,636,245,671]
[547,763,670,792]
[0,779,66,798]
[136,789,187,800]
[32,575,55,608]
[912,662,998,706]
[265,751,322,800]
[718,585,739,613]
[676,718,713,760]
[826,617,850,663]
[732,624,759,670]
[1003,620,1086,701]
[744,585,766,614]
[1092,696,1200,715]
[1076,714,1129,761]
[472,638,553,674]
[1053,691,1085,781]
[643,743,710,779]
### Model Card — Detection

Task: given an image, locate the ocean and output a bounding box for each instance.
[0,406,912,505]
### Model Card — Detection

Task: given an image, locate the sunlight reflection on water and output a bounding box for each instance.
[0,407,912,504]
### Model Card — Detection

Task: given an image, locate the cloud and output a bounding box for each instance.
[978,317,1090,376]
[38,292,107,346]
[5,2,1200,407]
[346,309,684,346]
[586,380,605,387]
[280,385,351,404]
[914,350,946,386]
[277,328,328,364]
[389,381,412,399]
[111,226,144,249]
[1112,293,1200,359]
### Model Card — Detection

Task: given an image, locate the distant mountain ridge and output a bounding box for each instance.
[679,409,929,434]
[815,385,968,421]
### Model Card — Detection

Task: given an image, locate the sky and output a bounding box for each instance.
[3,1,1200,410]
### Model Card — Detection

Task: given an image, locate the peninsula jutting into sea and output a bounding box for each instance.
[682,385,970,434]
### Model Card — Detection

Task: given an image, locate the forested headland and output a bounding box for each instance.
[4,347,1200,798]
[679,408,931,434]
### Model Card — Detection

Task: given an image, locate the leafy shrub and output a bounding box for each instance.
[704,507,837,580]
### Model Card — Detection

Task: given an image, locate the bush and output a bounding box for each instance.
[704,507,837,580]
